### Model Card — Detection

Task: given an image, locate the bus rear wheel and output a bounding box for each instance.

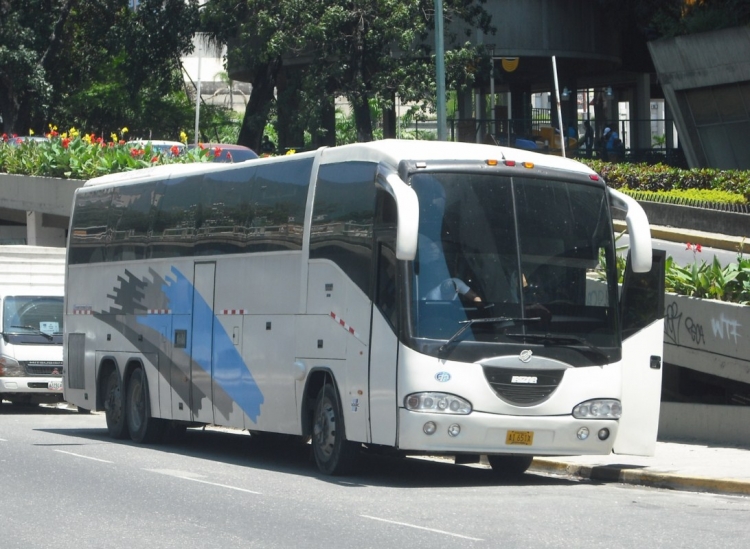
[312,383,357,475]
[103,370,128,439]
[126,367,164,443]
[487,454,534,478]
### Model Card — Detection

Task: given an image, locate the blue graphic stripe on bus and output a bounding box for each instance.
[136,266,264,421]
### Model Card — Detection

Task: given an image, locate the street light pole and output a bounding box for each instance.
[435,0,446,141]
[194,34,203,145]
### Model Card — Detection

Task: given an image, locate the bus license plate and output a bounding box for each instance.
[506,430,534,446]
[48,380,63,391]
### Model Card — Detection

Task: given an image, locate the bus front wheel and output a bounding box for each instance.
[487,454,534,478]
[126,367,164,444]
[103,370,128,439]
[312,383,357,475]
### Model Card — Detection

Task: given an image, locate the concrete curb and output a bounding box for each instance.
[530,458,750,497]
[612,219,749,254]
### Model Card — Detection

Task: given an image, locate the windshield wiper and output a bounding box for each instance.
[438,317,541,356]
[9,325,54,341]
[504,332,611,360]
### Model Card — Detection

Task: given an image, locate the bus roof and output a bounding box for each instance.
[81,139,595,190]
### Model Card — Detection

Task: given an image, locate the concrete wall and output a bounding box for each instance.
[659,402,750,447]
[648,26,750,169]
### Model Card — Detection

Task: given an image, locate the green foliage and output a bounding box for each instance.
[665,253,750,305]
[0,134,214,179]
[582,160,750,203]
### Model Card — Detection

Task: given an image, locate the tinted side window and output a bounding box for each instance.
[310,162,377,294]
[69,188,112,264]
[151,176,204,258]
[250,158,313,252]
[195,165,257,256]
[107,182,157,262]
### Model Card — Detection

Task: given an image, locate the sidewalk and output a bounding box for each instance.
[529,441,750,497]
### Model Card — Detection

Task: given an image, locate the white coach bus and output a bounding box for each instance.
[63,140,665,476]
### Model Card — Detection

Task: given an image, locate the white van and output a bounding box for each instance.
[0,246,65,407]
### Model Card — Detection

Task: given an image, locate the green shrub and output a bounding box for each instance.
[582,160,750,202]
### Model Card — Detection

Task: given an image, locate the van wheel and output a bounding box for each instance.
[487,455,534,478]
[312,383,357,475]
[103,370,128,439]
[126,367,164,443]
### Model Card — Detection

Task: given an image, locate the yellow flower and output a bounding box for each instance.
[69,127,79,138]
[29,129,35,135]
[48,124,57,132]
[83,134,92,144]
[180,131,188,144]
[286,149,296,155]
[61,132,68,139]
[121,127,129,136]
[110,133,118,142]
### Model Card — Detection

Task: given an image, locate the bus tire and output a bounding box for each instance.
[312,383,357,475]
[103,370,128,439]
[125,367,164,444]
[487,454,534,478]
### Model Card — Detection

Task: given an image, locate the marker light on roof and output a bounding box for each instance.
[589,174,600,181]
[522,162,534,169]
[503,160,516,166]
[486,159,499,166]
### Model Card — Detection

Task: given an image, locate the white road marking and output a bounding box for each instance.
[54,450,114,463]
[0,438,7,442]
[147,469,261,494]
[360,515,483,541]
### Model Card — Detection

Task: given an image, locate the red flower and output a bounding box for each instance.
[130,148,145,158]
[198,143,206,150]
[695,244,702,253]
[170,145,181,156]
[685,242,691,250]
[62,137,71,149]
[226,151,233,161]
[213,147,222,157]
[1,133,7,142]
[151,156,159,163]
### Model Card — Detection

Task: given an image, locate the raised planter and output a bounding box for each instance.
[658,292,750,447]
[0,173,85,218]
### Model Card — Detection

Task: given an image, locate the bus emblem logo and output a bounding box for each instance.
[435,372,451,382]
[519,350,533,363]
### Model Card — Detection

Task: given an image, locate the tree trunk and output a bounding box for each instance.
[237,58,281,151]
[351,92,373,143]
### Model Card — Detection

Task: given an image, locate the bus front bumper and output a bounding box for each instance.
[397,408,619,456]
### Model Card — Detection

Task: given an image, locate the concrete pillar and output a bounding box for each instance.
[26,211,65,247]
[456,90,474,143]
[477,93,488,143]
[509,84,531,138]
[635,73,652,151]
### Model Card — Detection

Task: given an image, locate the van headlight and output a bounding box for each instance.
[405,393,472,415]
[0,355,24,377]
[573,399,621,419]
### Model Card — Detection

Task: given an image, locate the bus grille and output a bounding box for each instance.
[483,367,565,405]
[21,361,63,376]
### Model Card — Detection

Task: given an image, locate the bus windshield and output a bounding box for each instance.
[407,171,620,365]
[2,296,64,344]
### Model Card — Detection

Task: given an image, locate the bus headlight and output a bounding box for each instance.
[573,399,621,419]
[0,355,24,377]
[405,393,472,415]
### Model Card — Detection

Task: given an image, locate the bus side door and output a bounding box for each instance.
[614,250,666,456]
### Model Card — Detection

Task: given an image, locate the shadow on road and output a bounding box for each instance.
[33,412,576,490]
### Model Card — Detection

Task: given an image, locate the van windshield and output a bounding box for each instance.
[2,296,64,344]
[406,171,620,365]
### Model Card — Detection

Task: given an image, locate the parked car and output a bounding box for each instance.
[189,143,259,163]
[126,140,185,155]
[2,135,49,146]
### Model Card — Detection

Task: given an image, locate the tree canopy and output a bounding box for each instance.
[0,0,200,137]
[202,0,493,149]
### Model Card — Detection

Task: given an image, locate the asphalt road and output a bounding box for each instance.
[3,404,750,548]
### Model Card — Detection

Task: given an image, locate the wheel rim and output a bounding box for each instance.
[313,395,336,460]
